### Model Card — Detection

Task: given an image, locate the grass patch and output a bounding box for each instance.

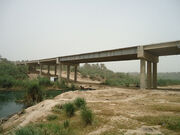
[52,104,63,113]
[136,115,180,131]
[63,120,70,128]
[47,114,58,121]
[63,102,75,117]
[15,123,73,135]
[74,97,86,109]
[0,126,3,133]
[150,104,180,112]
[24,80,44,107]
[81,107,94,125]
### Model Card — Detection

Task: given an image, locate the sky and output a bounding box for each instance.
[0,0,180,72]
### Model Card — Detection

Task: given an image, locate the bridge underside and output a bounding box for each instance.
[21,40,180,89]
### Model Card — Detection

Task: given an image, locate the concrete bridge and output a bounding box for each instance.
[20,40,180,89]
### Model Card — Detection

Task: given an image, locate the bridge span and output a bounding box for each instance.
[20,40,180,89]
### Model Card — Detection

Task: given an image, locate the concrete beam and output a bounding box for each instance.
[60,47,137,63]
[140,59,146,89]
[137,46,159,63]
[143,40,180,50]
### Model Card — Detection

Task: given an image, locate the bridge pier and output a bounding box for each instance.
[153,62,157,89]
[54,65,57,75]
[147,61,152,89]
[74,64,78,82]
[67,65,70,81]
[58,63,62,83]
[47,65,50,75]
[39,64,42,76]
[140,59,146,89]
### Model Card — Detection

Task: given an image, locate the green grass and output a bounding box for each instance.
[47,114,58,121]
[15,123,73,135]
[74,97,86,109]
[158,79,180,86]
[0,126,3,133]
[136,115,180,131]
[24,80,44,107]
[63,102,75,117]
[52,104,63,113]
[149,104,180,112]
[38,76,52,87]
[63,120,70,128]
[81,107,94,125]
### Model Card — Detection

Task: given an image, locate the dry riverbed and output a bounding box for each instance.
[1,86,180,135]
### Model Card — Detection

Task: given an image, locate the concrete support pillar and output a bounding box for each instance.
[47,65,50,75]
[67,65,70,81]
[74,65,78,82]
[153,62,157,89]
[34,65,36,72]
[40,64,42,76]
[140,59,146,89]
[147,61,152,89]
[55,65,57,75]
[58,63,62,83]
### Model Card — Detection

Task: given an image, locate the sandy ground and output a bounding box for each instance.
[2,71,180,134]
[28,70,101,84]
[2,85,180,135]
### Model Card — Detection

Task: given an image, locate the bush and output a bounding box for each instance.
[74,97,86,109]
[47,114,58,121]
[38,76,51,86]
[81,107,93,125]
[0,126,3,133]
[54,79,68,89]
[52,104,63,113]
[63,120,70,128]
[15,125,43,135]
[0,75,15,88]
[24,80,44,106]
[60,79,68,89]
[15,123,71,135]
[63,102,75,117]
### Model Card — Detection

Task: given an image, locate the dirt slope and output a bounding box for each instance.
[2,86,180,135]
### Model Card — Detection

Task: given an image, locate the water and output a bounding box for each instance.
[0,90,62,119]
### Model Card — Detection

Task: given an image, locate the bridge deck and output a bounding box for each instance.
[25,40,180,65]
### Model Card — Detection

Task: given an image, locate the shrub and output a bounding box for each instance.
[0,126,3,133]
[63,102,75,117]
[15,125,43,135]
[24,80,44,106]
[38,77,51,86]
[63,120,70,128]
[52,104,63,113]
[47,114,58,121]
[74,97,86,108]
[81,107,93,125]
[0,75,14,88]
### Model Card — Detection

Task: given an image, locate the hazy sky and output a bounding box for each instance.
[0,0,180,72]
